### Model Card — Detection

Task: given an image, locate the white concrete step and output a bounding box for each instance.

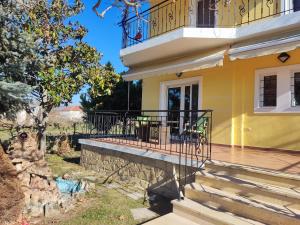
[185,182,300,225]
[195,170,300,210]
[205,160,300,189]
[172,198,264,225]
[142,212,202,225]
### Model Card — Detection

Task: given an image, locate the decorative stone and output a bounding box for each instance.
[80,145,189,199]
[6,132,62,218]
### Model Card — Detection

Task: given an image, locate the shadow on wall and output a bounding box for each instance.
[80,145,197,199]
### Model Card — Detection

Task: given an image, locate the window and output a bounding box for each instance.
[260,75,277,107]
[291,72,300,107]
[255,64,300,113]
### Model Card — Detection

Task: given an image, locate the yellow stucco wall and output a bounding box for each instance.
[141,48,300,151]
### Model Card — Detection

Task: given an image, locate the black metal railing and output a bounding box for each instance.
[120,0,298,48]
[83,109,212,198]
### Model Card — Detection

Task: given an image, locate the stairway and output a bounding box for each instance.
[144,160,300,225]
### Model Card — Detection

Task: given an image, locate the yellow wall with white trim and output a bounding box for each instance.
[141,48,300,151]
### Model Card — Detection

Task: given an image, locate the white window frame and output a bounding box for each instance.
[254,64,300,113]
[159,76,202,112]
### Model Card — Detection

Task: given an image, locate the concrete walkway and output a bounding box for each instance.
[212,145,300,175]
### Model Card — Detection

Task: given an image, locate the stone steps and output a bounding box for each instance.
[185,182,300,224]
[172,198,264,225]
[142,212,202,225]
[195,170,300,210]
[205,160,300,189]
[144,161,300,224]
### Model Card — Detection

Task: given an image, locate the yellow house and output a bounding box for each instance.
[120,0,300,152]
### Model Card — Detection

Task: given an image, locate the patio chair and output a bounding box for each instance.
[183,116,208,150]
[134,116,161,142]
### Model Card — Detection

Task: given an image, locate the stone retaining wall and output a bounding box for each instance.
[80,143,196,199]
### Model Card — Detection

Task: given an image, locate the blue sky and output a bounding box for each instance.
[71,0,127,104]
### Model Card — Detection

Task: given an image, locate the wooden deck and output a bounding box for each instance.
[93,137,300,175]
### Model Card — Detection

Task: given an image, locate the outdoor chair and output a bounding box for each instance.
[183,116,208,151]
[134,116,162,143]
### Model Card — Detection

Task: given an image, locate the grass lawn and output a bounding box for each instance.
[42,152,149,225]
[57,188,147,225]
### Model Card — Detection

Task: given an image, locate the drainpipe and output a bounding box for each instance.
[127,81,130,111]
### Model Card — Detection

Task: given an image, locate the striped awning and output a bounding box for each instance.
[228,33,300,61]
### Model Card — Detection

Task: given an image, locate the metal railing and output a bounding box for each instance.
[120,0,297,48]
[83,110,212,198]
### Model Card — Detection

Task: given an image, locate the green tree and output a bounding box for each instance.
[80,62,142,112]
[0,0,37,119]
[20,0,118,152]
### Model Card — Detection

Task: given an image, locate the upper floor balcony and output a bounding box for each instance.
[120,0,300,66]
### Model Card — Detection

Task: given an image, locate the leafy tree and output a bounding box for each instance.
[17,0,118,152]
[0,0,37,119]
[80,62,142,112]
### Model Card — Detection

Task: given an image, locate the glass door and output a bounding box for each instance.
[168,87,181,135]
[167,83,199,136]
[184,84,199,129]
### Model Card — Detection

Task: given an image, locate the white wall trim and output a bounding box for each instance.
[254,64,300,113]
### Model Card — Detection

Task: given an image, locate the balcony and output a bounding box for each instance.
[120,0,300,66]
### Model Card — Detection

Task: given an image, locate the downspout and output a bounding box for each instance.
[127,81,130,111]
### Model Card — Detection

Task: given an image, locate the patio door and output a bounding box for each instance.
[167,84,199,135]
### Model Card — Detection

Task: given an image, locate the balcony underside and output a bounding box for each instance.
[120,12,300,67]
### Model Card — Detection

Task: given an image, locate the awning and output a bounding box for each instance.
[228,33,300,61]
[123,49,226,81]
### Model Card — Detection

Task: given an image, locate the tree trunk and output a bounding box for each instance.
[37,90,51,153]
[38,127,47,153]
[37,106,50,154]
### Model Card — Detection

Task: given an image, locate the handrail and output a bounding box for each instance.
[87,109,213,113]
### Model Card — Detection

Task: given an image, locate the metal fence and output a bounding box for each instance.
[120,0,297,48]
[83,110,213,197]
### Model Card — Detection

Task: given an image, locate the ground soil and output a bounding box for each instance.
[0,145,24,225]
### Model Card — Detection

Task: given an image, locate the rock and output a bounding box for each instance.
[0,145,24,225]
[6,132,61,218]
[62,173,71,180]
[57,134,72,156]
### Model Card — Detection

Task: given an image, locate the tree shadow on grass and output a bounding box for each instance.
[63,157,80,165]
